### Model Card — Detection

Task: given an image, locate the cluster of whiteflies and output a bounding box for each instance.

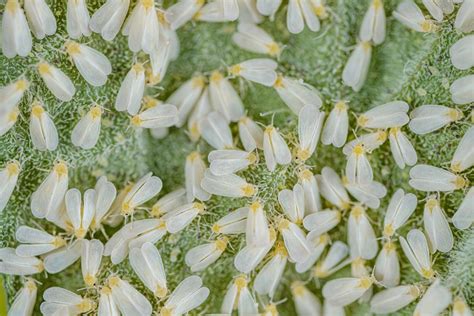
[177,101,473,315]
[1,0,474,315]
[0,0,183,150]
[1,163,211,315]
[0,0,326,151]
[157,1,473,315]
